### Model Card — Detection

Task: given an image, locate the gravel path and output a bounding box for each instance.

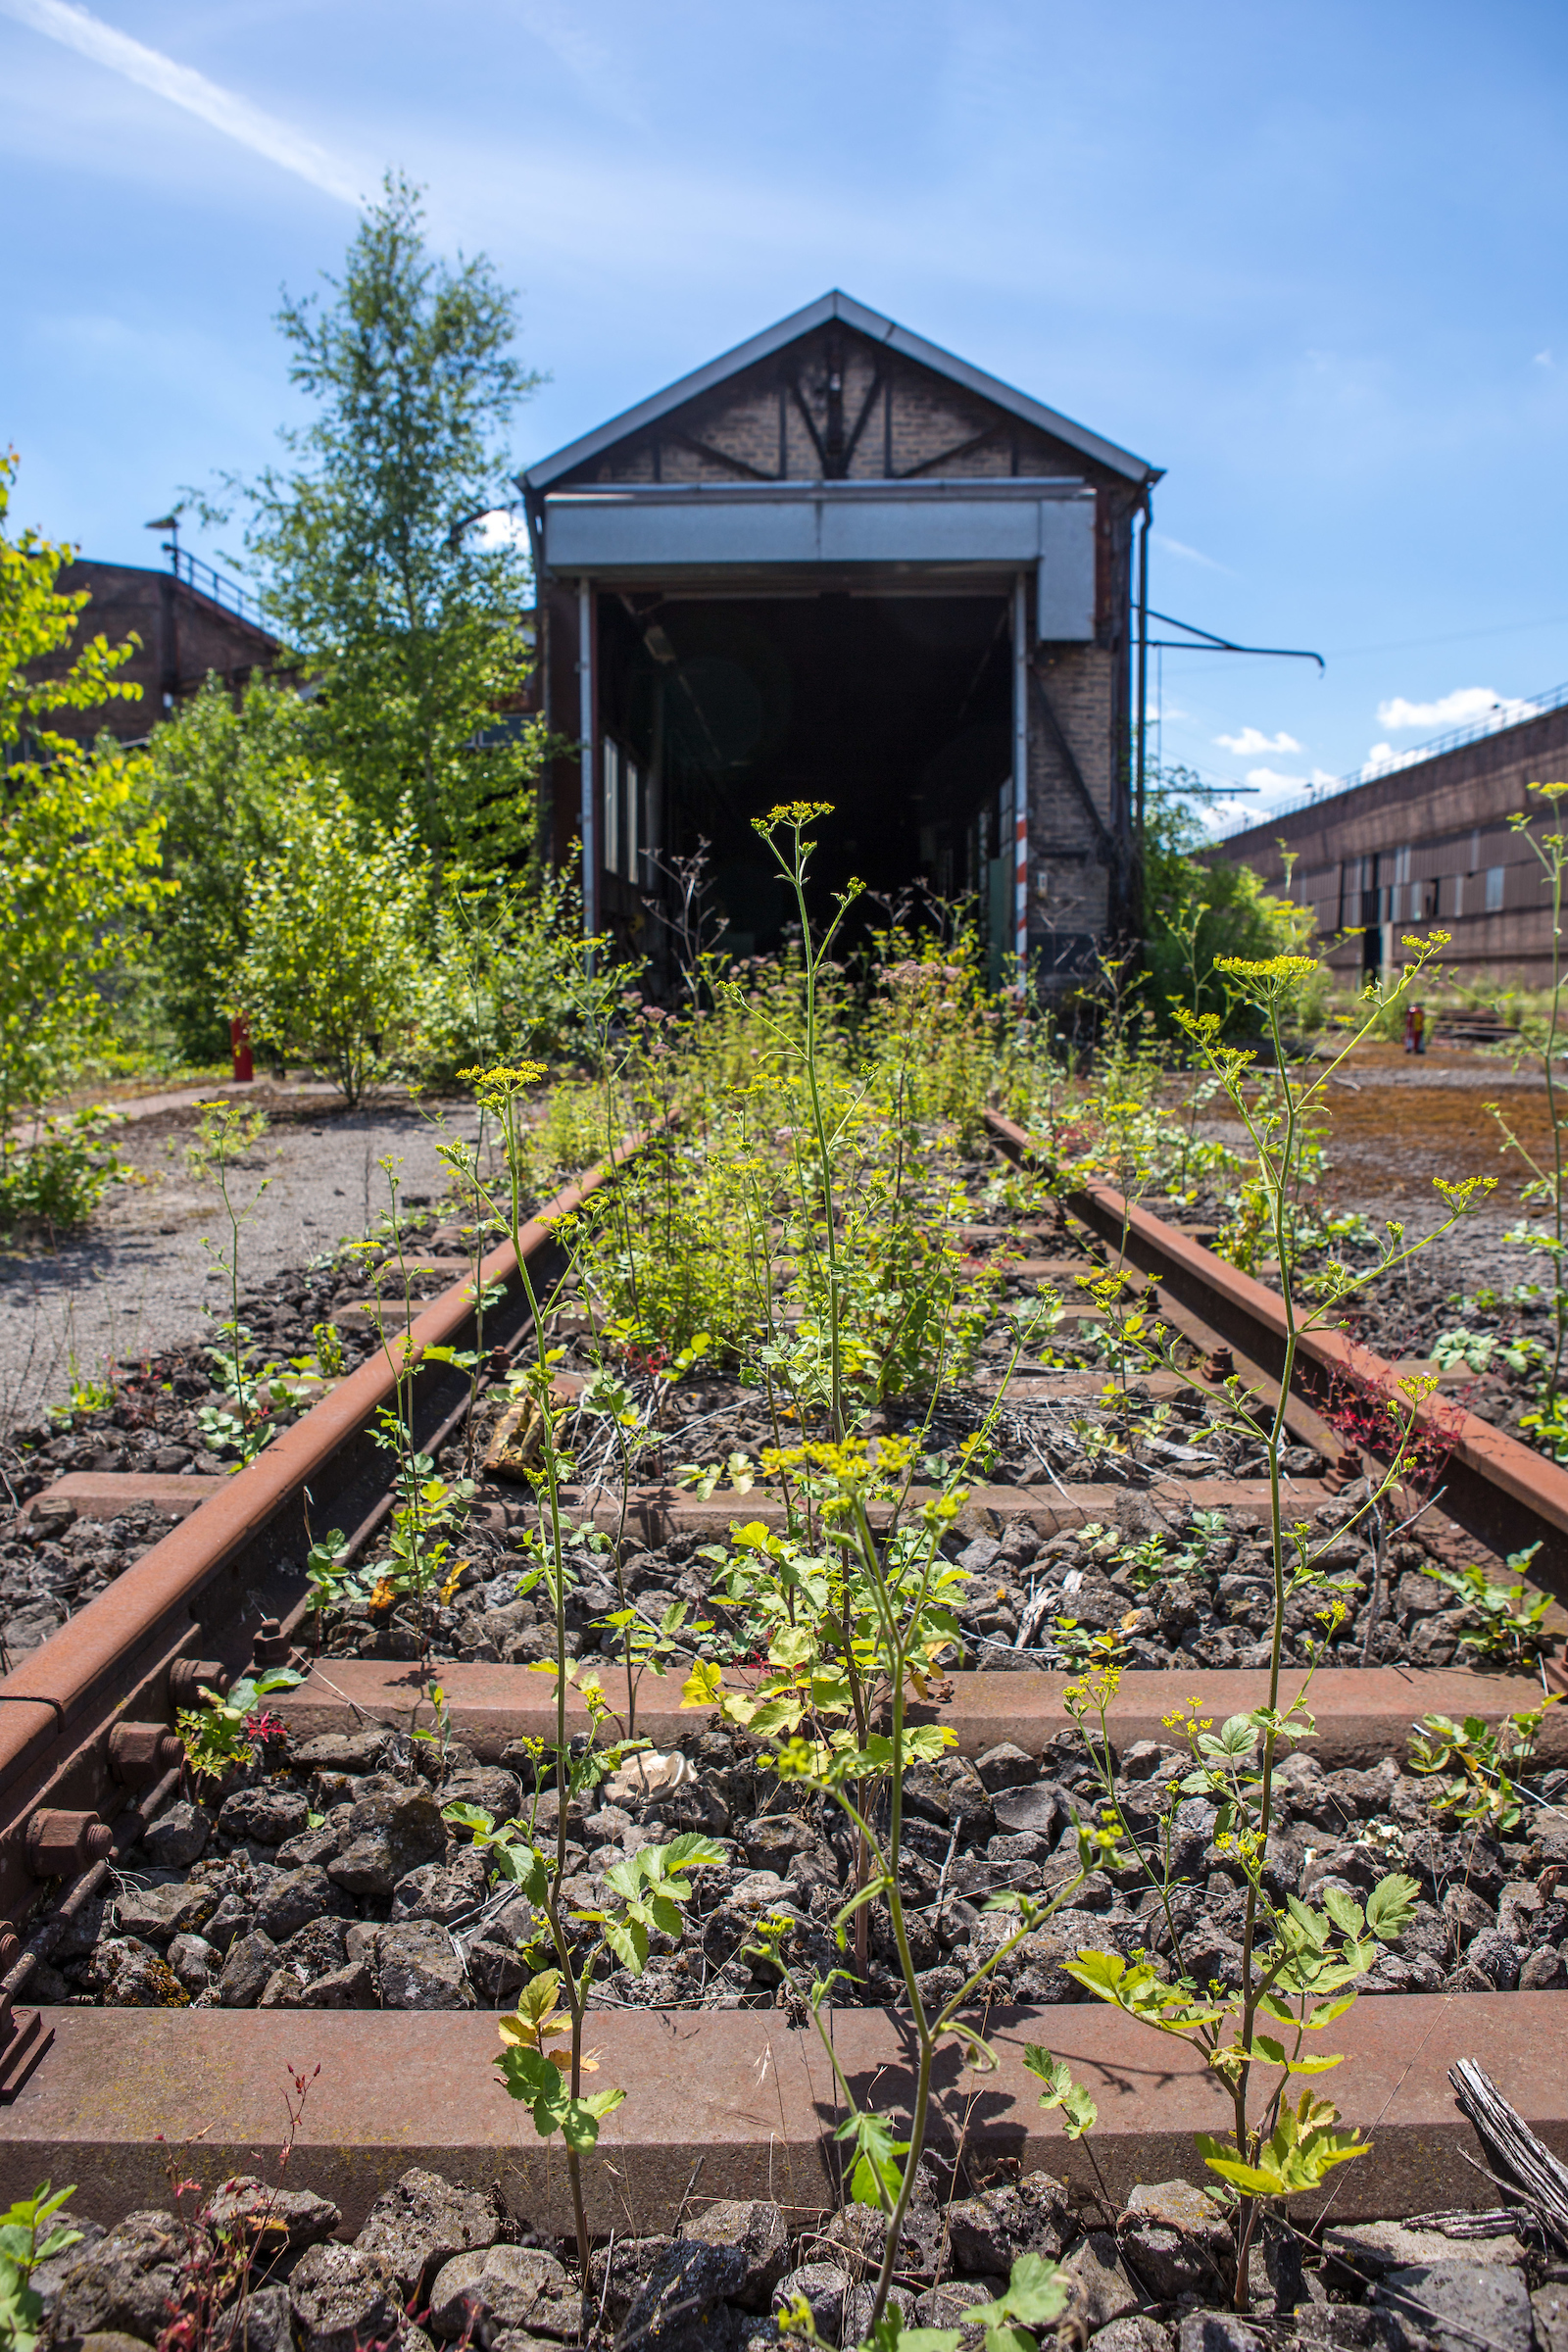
[0,1089,484,1431]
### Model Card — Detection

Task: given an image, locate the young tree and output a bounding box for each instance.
[227,172,547,866]
[144,672,318,1061]
[232,774,428,1105]
[0,452,170,1164]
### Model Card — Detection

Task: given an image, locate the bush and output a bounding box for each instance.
[0,454,170,1173]
[0,1108,125,1238]
[232,776,427,1103]
[144,673,316,1060]
[1141,777,1317,1034]
[420,863,623,1079]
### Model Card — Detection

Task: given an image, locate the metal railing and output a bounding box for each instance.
[1214,675,1568,840]
[163,544,270,632]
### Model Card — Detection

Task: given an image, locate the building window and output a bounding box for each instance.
[1451,873,1463,917]
[601,737,644,884]
[1485,865,1505,913]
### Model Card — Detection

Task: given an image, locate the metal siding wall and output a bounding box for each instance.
[1035,501,1096,640]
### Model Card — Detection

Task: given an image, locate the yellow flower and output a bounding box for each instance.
[459,1061,548,1096]
[753,800,834,834]
[1214,955,1318,980]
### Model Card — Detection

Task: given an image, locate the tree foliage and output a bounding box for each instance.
[144,672,317,1060]
[231,774,427,1104]
[0,451,170,1154]
[1140,771,1317,1033]
[227,172,547,864]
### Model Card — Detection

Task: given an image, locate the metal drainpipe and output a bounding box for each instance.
[1135,494,1152,851]
[1011,569,1029,985]
[578,577,597,953]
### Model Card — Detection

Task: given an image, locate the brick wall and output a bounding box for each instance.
[22,561,284,745]
[583,326,1102,487]
[541,318,1144,965]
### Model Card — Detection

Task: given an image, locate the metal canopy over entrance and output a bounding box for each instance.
[521,292,1159,987]
[541,481,1097,641]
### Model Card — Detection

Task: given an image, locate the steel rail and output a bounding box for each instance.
[0,1107,1560,2219]
[984,1107,1568,1611]
[0,1123,662,1922]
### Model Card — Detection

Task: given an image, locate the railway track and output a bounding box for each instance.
[0,1105,1564,2242]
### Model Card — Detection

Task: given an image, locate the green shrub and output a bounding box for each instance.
[144,672,315,1060]
[232,776,427,1103]
[420,864,624,1080]
[1142,777,1316,1034]
[0,1108,125,1237]
[0,455,170,1168]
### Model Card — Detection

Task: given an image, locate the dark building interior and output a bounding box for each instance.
[595,587,1014,958]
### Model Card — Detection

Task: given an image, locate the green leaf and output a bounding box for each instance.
[835,2111,908,2212]
[561,2085,625,2151]
[653,1832,728,1874]
[602,1916,648,1974]
[0,2258,43,2352]
[960,2252,1068,2352]
[1320,1885,1365,1938]
[1022,2045,1097,2139]
[441,1801,496,1833]
[1365,1873,1420,1943]
[1200,2149,1281,2197]
[495,2044,569,2138]
[995,2255,1068,2328]
[1059,1948,1125,1996]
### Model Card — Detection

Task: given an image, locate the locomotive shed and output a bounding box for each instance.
[520,292,1160,989]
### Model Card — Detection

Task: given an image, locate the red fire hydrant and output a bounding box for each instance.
[229,1015,254,1084]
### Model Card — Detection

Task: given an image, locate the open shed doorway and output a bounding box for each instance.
[594,589,1017,986]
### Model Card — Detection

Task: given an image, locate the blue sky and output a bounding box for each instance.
[4,0,1566,827]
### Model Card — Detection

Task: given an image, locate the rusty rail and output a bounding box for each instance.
[0,1105,1560,2214]
[985,1107,1568,1611]
[0,1125,661,1921]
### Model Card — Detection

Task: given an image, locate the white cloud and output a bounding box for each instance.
[1215,725,1302,757]
[1536,350,1554,368]
[1152,532,1233,574]
[1360,741,1424,779]
[1375,684,1540,731]
[1244,765,1307,793]
[0,0,363,204]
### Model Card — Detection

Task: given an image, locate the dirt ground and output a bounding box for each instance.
[0,1088,483,1432]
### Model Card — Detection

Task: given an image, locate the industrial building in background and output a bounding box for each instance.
[520,290,1161,986]
[1216,686,1568,991]
[23,543,285,747]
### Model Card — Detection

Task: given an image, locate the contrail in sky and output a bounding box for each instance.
[0,0,363,205]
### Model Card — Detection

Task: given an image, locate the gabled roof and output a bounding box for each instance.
[520,290,1160,491]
